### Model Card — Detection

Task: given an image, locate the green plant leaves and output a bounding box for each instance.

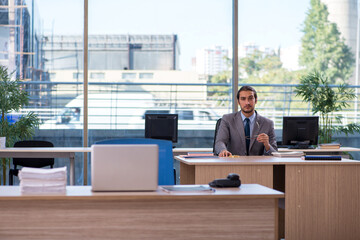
[0,65,40,184]
[295,71,359,143]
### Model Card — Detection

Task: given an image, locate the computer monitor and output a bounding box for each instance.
[282,116,319,149]
[145,114,178,143]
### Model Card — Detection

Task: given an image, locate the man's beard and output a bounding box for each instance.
[241,105,254,113]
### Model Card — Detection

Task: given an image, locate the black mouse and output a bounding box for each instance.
[209,173,241,188]
[227,173,239,180]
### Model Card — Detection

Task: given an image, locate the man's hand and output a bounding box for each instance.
[219,150,232,157]
[256,133,270,151]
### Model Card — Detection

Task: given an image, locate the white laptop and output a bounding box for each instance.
[91,144,158,192]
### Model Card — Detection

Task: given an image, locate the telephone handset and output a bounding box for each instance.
[208,173,241,188]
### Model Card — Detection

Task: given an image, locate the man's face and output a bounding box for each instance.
[238,90,257,115]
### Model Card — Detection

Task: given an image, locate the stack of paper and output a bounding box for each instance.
[318,143,341,149]
[19,167,67,194]
[272,151,304,158]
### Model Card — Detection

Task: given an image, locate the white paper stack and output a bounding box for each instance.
[19,167,67,194]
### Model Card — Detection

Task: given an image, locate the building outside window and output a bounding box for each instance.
[139,72,153,79]
[90,72,105,79]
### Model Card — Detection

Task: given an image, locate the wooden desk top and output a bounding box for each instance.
[173,147,360,154]
[0,147,211,155]
[278,147,360,152]
[0,147,91,153]
[0,184,283,200]
[175,155,360,165]
[1,147,358,154]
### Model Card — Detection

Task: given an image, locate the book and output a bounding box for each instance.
[303,155,342,161]
[187,152,214,156]
[319,143,341,149]
[161,185,215,193]
[272,151,304,158]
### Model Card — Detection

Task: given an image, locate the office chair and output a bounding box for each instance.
[213,118,222,155]
[9,140,54,185]
[94,138,175,185]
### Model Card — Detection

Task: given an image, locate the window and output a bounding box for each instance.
[176,110,194,120]
[90,72,105,79]
[122,73,136,80]
[5,0,85,185]
[3,0,360,186]
[139,73,153,79]
[73,72,84,79]
[198,111,212,121]
[49,73,56,80]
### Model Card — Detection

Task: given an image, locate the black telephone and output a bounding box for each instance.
[208,173,241,188]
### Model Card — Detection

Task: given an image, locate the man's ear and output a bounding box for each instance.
[255,98,257,104]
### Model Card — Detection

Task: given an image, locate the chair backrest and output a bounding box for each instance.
[213,118,222,155]
[94,138,174,185]
[13,140,54,168]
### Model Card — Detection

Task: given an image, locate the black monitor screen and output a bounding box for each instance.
[145,114,178,143]
[282,116,319,146]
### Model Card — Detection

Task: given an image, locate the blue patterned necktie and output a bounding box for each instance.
[244,118,250,155]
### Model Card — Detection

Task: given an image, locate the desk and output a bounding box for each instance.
[0,185,283,240]
[278,146,360,154]
[0,147,91,185]
[173,147,360,156]
[176,156,360,240]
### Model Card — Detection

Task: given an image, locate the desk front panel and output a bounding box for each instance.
[285,164,360,240]
[0,193,279,240]
[180,163,273,188]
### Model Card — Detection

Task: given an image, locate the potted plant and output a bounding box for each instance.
[0,65,40,185]
[294,71,360,144]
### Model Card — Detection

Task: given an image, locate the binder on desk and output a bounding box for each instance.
[183,155,219,159]
[187,152,214,156]
[161,185,215,193]
[303,155,342,161]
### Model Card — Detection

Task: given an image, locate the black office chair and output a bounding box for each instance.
[9,140,54,185]
[213,118,222,155]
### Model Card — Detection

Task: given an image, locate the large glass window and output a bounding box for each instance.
[87,0,232,149]
[0,0,84,184]
[238,0,359,127]
[3,1,360,185]
[237,0,311,129]
[237,0,360,161]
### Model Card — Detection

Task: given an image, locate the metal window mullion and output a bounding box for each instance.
[83,0,89,185]
[232,0,238,113]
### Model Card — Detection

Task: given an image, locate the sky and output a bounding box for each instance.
[35,0,310,71]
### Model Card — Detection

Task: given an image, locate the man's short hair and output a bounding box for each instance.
[237,86,257,100]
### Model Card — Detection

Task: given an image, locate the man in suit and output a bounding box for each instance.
[215,86,277,157]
